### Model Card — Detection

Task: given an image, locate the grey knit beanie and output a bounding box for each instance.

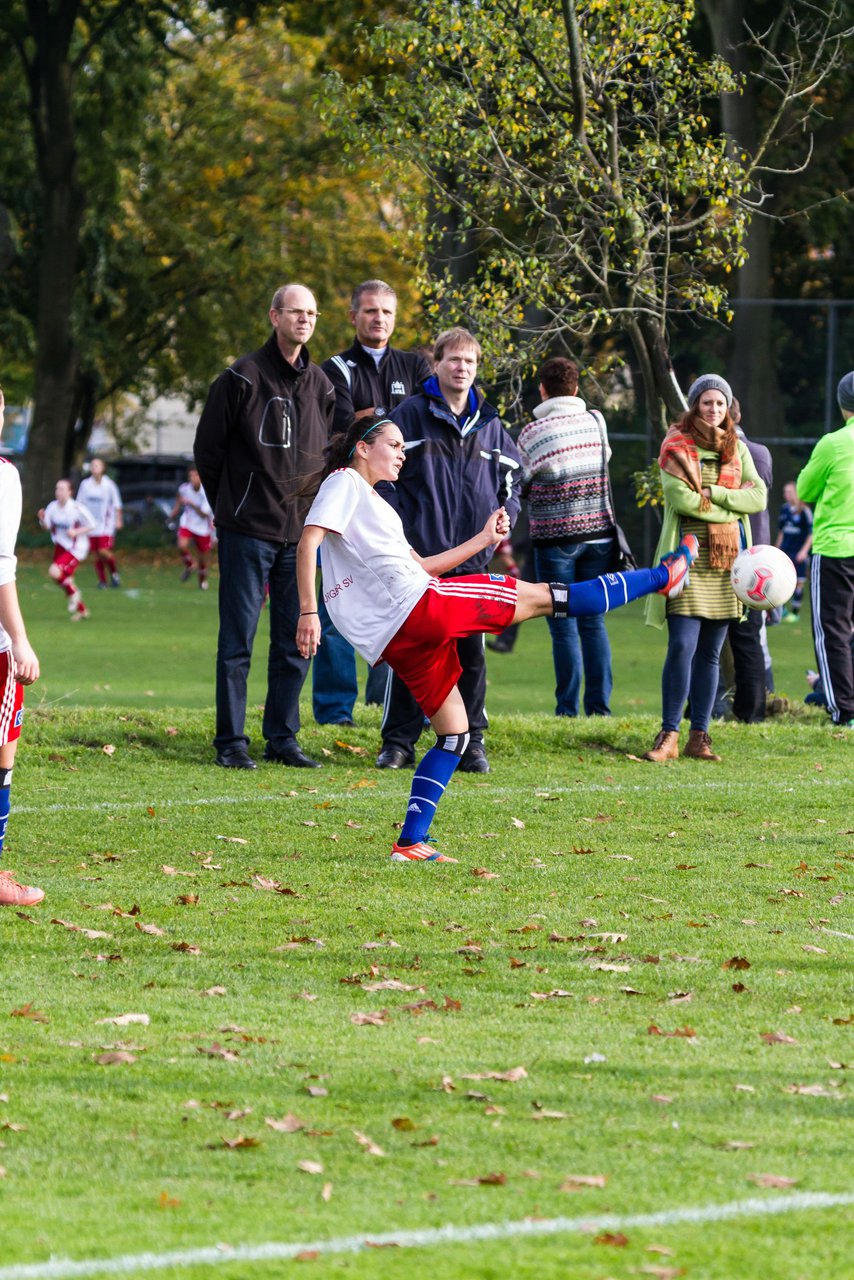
[686,374,733,409]
[837,371,854,415]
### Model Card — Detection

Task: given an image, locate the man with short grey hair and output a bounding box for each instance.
[195,283,335,768]
[796,371,854,728]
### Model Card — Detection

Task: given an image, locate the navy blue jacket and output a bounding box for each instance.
[384,377,521,574]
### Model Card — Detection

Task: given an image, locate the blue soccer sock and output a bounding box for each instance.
[0,767,12,858]
[397,733,469,847]
[550,566,668,618]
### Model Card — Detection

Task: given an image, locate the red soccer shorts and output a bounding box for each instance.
[89,535,114,552]
[382,574,517,719]
[52,548,80,578]
[178,527,212,553]
[0,652,24,746]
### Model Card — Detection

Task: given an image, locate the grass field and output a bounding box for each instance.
[1,560,851,1279]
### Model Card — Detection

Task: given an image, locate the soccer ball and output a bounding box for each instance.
[730,545,797,611]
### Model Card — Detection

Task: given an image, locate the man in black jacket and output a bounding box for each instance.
[378,326,521,773]
[314,281,432,725]
[194,283,335,769]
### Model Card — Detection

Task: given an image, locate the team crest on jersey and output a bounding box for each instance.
[14,708,24,728]
[390,381,406,397]
[488,573,506,583]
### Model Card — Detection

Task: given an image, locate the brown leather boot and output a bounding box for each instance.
[643,730,680,762]
[683,730,721,761]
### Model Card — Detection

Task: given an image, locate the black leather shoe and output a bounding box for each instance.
[215,747,257,770]
[263,743,322,768]
[376,746,415,769]
[459,744,490,773]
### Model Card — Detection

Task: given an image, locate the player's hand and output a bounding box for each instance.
[296,613,322,660]
[12,638,39,686]
[483,508,509,544]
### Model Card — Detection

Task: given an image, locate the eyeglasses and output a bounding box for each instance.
[276,307,320,320]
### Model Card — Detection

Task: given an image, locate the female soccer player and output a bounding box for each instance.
[0,385,43,906]
[297,415,696,863]
[38,479,96,620]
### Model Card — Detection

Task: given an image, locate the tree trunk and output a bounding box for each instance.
[625,313,686,435]
[21,0,86,510]
[698,0,785,433]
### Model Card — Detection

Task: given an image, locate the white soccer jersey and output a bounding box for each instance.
[177,483,213,537]
[305,468,430,664]
[77,474,123,536]
[42,498,96,560]
[0,459,23,655]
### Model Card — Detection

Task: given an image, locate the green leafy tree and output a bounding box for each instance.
[328,0,847,431]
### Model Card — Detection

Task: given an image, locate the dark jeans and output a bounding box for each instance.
[381,631,487,755]
[662,615,730,733]
[311,597,388,722]
[534,539,613,716]
[214,529,309,753]
[729,609,768,723]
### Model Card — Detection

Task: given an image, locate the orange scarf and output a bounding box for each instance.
[659,427,742,569]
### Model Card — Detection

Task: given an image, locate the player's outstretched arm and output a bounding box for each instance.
[0,583,39,685]
[415,509,509,577]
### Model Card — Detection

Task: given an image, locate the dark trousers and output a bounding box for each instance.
[380,631,488,756]
[214,529,309,753]
[729,609,768,723]
[662,615,730,733]
[810,553,854,723]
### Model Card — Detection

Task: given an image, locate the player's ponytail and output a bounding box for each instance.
[323,413,395,478]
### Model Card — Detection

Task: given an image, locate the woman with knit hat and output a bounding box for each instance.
[643,375,767,762]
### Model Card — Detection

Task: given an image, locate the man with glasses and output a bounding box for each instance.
[195,283,335,769]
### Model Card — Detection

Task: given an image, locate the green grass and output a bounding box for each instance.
[1,561,851,1279]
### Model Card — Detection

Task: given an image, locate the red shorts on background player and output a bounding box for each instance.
[171,468,215,590]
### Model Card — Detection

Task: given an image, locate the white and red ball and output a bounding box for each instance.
[730,544,797,611]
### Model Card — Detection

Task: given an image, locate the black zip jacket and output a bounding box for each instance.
[384,379,521,575]
[194,334,335,544]
[321,342,432,435]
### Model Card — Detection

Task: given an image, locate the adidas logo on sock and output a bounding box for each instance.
[407,802,422,813]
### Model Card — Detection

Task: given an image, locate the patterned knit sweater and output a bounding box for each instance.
[517,396,615,545]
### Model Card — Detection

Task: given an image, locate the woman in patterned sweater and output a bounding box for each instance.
[643,375,767,762]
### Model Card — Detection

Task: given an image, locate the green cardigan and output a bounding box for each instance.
[644,440,767,629]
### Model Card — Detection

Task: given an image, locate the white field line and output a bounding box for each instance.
[0,1191,851,1279]
[12,773,851,816]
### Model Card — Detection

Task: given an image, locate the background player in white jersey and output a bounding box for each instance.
[0,385,44,907]
[170,467,214,590]
[77,457,124,589]
[38,480,96,620]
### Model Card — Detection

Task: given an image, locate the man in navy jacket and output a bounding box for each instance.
[378,327,521,773]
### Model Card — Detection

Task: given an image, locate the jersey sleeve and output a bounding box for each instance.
[305,470,361,535]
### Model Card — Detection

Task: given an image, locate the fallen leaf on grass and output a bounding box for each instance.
[9,1003,49,1023]
[560,1174,606,1190]
[531,990,573,1000]
[354,1130,385,1156]
[265,1114,304,1133]
[452,1171,507,1186]
[200,987,227,998]
[783,1083,836,1097]
[802,945,827,955]
[158,1191,180,1208]
[760,1031,798,1045]
[298,1160,324,1175]
[362,980,423,993]
[221,1135,260,1149]
[461,1066,527,1083]
[252,876,300,896]
[102,744,116,756]
[94,1051,136,1065]
[306,1085,328,1098]
[135,922,166,937]
[747,1173,798,1188]
[648,1025,696,1038]
[651,1095,673,1105]
[471,868,500,879]
[640,1267,686,1279]
[391,1116,416,1132]
[350,1011,389,1026]
[50,919,112,941]
[197,1043,239,1062]
[172,942,201,954]
[95,1013,149,1026]
[532,1109,567,1120]
[594,1231,629,1246]
[722,956,751,971]
[216,835,248,844]
[510,817,525,829]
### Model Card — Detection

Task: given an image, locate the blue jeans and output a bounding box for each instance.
[214,530,308,753]
[311,598,390,722]
[661,615,730,733]
[534,540,613,716]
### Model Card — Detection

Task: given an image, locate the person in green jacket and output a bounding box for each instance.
[643,375,766,762]
[796,372,854,728]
